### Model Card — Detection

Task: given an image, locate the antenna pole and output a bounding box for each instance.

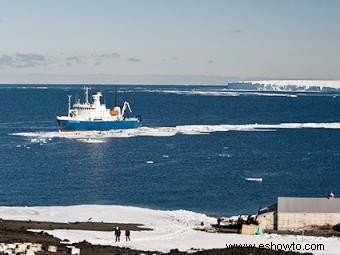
[68,95,72,117]
[84,86,89,104]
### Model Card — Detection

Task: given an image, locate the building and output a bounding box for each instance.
[257,196,340,231]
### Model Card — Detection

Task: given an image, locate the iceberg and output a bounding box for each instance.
[227,80,340,92]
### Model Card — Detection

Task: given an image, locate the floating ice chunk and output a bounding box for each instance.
[245,177,263,182]
[17,86,48,89]
[218,153,231,158]
[146,161,154,164]
[77,138,105,144]
[162,155,169,158]
[30,138,47,144]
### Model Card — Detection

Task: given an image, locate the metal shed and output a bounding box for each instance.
[257,197,340,231]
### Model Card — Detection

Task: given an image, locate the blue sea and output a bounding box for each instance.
[0,85,339,216]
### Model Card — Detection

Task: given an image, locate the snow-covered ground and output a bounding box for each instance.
[0,205,339,254]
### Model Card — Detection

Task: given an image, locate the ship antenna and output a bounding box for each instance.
[84,86,89,104]
[68,95,72,117]
[114,86,118,106]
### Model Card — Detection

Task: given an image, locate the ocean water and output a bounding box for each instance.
[0,85,340,216]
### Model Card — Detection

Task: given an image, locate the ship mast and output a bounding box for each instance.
[84,86,89,104]
[68,95,72,117]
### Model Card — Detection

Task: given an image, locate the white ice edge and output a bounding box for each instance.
[245,80,340,89]
[0,205,339,254]
[10,123,340,142]
[141,89,303,97]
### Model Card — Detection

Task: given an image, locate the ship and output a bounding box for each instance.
[56,87,142,131]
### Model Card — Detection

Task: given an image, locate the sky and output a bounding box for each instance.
[0,0,340,84]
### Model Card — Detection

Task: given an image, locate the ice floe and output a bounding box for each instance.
[142,89,240,97]
[141,89,301,97]
[17,86,49,90]
[10,122,340,143]
[245,177,263,182]
[30,138,47,144]
[76,138,106,143]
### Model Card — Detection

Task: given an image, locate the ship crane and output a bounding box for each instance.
[122,101,132,116]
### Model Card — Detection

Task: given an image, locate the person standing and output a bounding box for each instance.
[125,229,131,241]
[115,227,121,242]
[217,218,221,227]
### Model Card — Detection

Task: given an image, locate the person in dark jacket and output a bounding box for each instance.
[114,227,121,242]
[125,229,131,241]
[217,218,222,227]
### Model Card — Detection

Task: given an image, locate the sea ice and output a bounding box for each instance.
[245,177,263,182]
[11,122,340,142]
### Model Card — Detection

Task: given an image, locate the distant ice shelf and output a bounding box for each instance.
[227,80,340,92]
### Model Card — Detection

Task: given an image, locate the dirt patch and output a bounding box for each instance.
[0,219,151,232]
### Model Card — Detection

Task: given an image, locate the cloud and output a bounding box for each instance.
[98,52,120,59]
[93,52,120,66]
[127,57,141,63]
[66,52,121,66]
[208,59,215,64]
[161,57,178,62]
[65,56,85,66]
[0,52,47,69]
